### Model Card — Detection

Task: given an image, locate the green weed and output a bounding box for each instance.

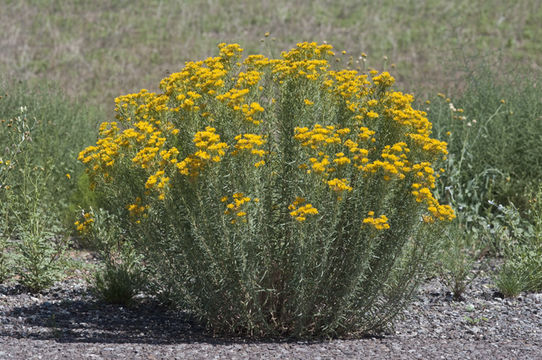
[0,81,100,289]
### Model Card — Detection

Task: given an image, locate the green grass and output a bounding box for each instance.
[0,80,102,224]
[429,65,542,224]
[1,0,541,111]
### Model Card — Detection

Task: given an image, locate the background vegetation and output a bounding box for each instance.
[0,0,541,336]
[1,0,541,111]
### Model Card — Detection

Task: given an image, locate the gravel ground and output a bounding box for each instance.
[1,257,541,360]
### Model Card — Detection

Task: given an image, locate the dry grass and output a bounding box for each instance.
[1,0,541,111]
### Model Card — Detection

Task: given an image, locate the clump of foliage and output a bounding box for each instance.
[78,42,454,338]
[0,82,99,291]
[496,183,542,297]
[428,67,542,298]
[80,208,147,306]
[430,67,542,250]
[437,223,480,301]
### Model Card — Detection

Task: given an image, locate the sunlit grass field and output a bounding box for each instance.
[1,0,541,110]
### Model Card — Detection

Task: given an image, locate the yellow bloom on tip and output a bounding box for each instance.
[289,197,318,222]
[304,99,314,106]
[366,111,379,119]
[327,178,352,192]
[362,213,390,230]
[333,153,351,166]
[66,173,71,180]
[74,212,95,233]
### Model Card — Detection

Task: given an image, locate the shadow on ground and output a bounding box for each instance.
[1,283,371,345]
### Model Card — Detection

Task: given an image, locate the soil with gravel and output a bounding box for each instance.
[1,254,541,360]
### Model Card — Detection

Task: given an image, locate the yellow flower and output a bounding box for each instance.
[75,212,95,233]
[327,178,352,192]
[366,111,379,118]
[289,197,318,222]
[363,213,390,230]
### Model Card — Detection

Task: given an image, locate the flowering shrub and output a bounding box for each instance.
[79,42,454,337]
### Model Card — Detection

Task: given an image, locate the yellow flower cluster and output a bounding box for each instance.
[74,212,94,233]
[272,42,332,81]
[232,133,267,167]
[363,142,411,181]
[362,211,390,230]
[411,184,455,221]
[294,124,377,178]
[324,69,371,102]
[333,152,351,166]
[223,192,258,223]
[372,71,395,87]
[192,126,228,162]
[408,160,455,221]
[160,126,228,179]
[218,43,244,61]
[288,197,319,222]
[126,197,149,220]
[160,61,226,99]
[78,124,122,172]
[327,178,353,192]
[79,41,455,229]
[145,169,170,200]
[216,89,265,125]
[281,42,335,60]
[294,124,348,149]
[308,154,331,174]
